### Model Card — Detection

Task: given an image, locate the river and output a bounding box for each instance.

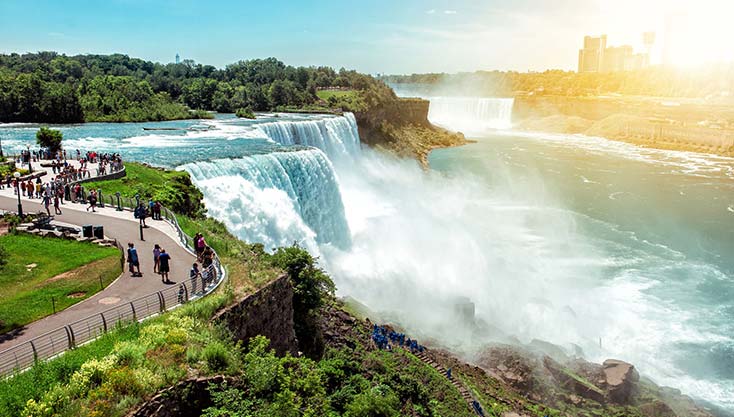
[1,99,733,412]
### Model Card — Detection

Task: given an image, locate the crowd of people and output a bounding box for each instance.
[13,145,220,298]
[371,325,426,354]
[125,232,218,295]
[4,148,125,216]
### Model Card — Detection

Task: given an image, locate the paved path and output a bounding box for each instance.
[0,170,195,350]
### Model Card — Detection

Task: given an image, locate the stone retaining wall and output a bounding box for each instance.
[212,274,298,356]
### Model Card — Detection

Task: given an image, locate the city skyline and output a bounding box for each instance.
[1,0,732,74]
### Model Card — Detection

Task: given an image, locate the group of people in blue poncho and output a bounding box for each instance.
[371,324,425,353]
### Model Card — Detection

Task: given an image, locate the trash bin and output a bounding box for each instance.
[93,225,104,240]
[82,224,93,238]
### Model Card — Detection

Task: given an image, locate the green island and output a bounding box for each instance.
[0,231,121,334]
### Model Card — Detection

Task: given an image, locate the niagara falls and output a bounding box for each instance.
[2,2,734,416]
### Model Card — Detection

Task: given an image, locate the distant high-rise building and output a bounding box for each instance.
[577,34,648,73]
[578,35,607,73]
[175,53,180,64]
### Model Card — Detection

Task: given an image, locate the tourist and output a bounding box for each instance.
[35,179,42,198]
[153,244,161,273]
[202,246,214,285]
[86,190,97,212]
[158,249,172,284]
[127,242,142,277]
[53,193,62,214]
[194,233,206,261]
[134,202,148,227]
[153,201,162,220]
[190,262,202,294]
[42,193,51,216]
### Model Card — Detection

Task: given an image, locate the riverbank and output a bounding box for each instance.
[513,96,734,158]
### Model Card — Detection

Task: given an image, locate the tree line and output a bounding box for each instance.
[0,52,395,123]
[382,65,734,99]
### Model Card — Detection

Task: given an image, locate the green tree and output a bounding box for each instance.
[266,244,335,358]
[36,127,63,154]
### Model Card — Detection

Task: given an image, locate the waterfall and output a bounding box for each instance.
[256,112,361,161]
[182,149,351,252]
[427,97,514,133]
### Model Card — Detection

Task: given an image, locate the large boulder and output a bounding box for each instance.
[602,359,639,404]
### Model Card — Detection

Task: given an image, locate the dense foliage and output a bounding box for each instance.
[35,127,63,153]
[202,336,472,417]
[383,66,734,98]
[259,244,336,358]
[0,52,396,123]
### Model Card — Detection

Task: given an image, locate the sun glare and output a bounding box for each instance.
[664,2,734,68]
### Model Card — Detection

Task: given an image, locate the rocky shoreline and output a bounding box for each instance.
[355,97,468,168]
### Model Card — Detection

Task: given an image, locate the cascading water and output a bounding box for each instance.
[182,149,351,252]
[10,107,730,410]
[427,97,514,133]
[256,113,361,161]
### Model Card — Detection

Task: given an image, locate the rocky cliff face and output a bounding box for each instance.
[212,274,298,356]
[355,98,467,167]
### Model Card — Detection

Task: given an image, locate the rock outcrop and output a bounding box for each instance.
[603,359,640,404]
[212,274,298,356]
[355,98,467,168]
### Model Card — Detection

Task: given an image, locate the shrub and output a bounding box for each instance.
[345,385,401,417]
[202,341,232,372]
[114,342,145,367]
[235,107,256,119]
[36,127,63,154]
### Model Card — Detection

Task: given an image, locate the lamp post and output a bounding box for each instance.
[13,172,22,217]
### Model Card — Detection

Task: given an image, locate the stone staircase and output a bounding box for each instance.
[413,350,484,415]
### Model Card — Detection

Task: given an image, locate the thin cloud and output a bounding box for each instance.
[444,10,457,14]
[426,9,436,14]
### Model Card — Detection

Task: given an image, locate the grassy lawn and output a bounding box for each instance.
[86,162,205,217]
[0,234,121,333]
[316,89,358,101]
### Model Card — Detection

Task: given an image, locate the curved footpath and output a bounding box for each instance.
[0,178,195,351]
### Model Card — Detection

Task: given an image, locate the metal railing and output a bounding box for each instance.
[0,168,227,378]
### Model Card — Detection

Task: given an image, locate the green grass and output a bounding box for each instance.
[0,323,142,417]
[0,233,121,333]
[316,89,358,101]
[0,292,233,417]
[86,162,205,218]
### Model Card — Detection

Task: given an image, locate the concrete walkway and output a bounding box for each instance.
[0,165,196,350]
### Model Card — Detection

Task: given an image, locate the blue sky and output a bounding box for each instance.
[0,0,720,74]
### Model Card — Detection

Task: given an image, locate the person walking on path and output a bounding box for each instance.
[189,262,202,294]
[194,233,206,261]
[134,202,148,228]
[153,244,161,273]
[42,193,51,216]
[127,242,142,277]
[158,249,172,284]
[86,190,98,212]
[53,193,62,215]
